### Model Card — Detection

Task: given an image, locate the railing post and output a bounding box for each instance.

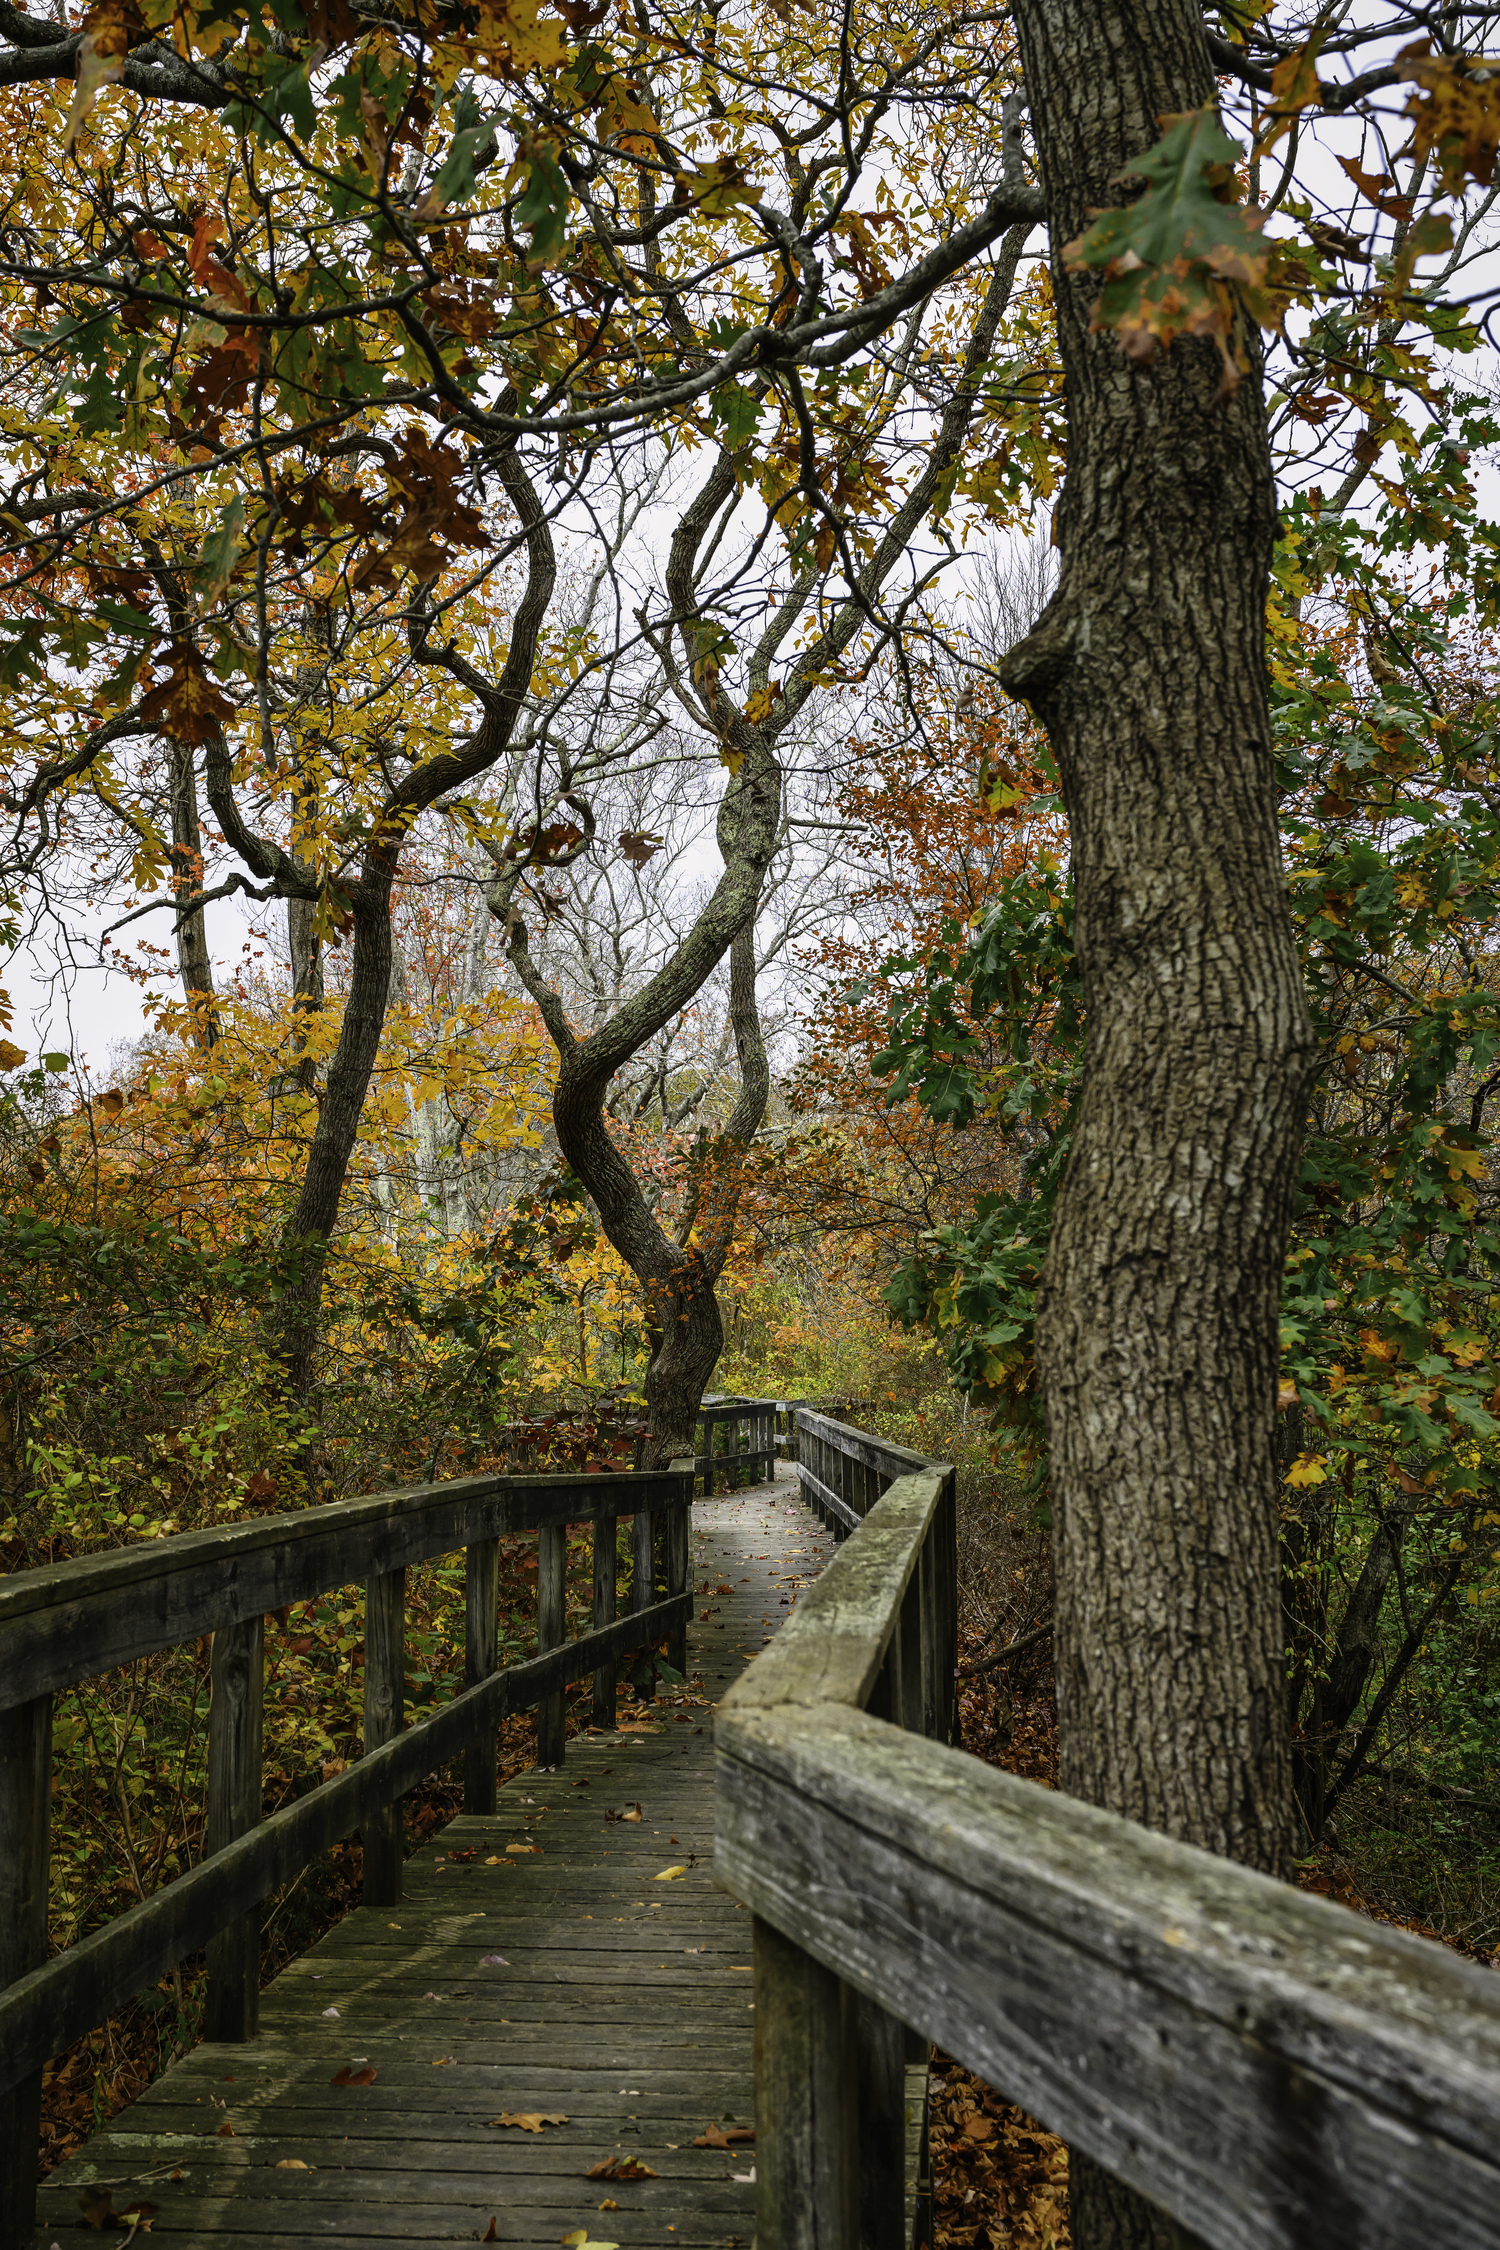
[856,1993,909,2250]
[753,1914,857,2248]
[363,1568,405,1907]
[203,1617,264,2041]
[897,1569,924,1737]
[592,1504,617,1731]
[919,1532,939,1742]
[0,1692,50,2250]
[702,1410,715,1498]
[464,1536,499,1814]
[537,1522,566,1768]
[940,1468,959,1744]
[666,1460,693,1680]
[632,1501,654,1619]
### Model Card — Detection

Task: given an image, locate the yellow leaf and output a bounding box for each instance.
[653,1864,687,1880]
[718,744,744,775]
[0,1039,27,1071]
[1284,1454,1329,1489]
[743,683,782,724]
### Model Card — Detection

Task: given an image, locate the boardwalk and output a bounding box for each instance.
[37,1474,830,2250]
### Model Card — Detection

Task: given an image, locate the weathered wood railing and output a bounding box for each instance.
[694,1393,799,1492]
[0,1452,714,2249]
[718,1407,1500,2250]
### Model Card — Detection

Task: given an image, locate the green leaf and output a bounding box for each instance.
[1063,108,1272,385]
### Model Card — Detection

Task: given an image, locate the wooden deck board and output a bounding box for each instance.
[36,1477,827,2249]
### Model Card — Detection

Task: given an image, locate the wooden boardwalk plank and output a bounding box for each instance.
[36,1477,830,2250]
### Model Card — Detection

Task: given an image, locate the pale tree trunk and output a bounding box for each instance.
[1000,7,1317,2242]
[167,737,217,1047]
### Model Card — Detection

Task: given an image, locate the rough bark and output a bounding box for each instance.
[506,788,779,1466]
[166,736,218,1046]
[999,10,1319,2239]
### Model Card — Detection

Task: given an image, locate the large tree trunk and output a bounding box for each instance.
[1001,7,1317,2240]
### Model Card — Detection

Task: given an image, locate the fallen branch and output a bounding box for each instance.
[957,1620,1052,1679]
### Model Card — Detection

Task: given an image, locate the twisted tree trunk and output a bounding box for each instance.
[1001,7,1317,2241]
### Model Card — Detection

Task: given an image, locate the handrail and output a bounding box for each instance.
[0,1401,788,2250]
[715,1410,1500,2250]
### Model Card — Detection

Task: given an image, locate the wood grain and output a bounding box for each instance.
[717,1698,1500,2250]
[203,1615,264,2042]
[33,1476,827,2249]
[0,1468,693,1711]
[0,1592,692,2097]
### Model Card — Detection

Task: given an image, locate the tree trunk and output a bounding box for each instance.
[1001,6,1317,2237]
[167,736,217,1046]
[278,851,396,1400]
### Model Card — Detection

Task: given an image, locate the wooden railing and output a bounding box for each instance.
[717,1407,1500,2250]
[0,1448,722,2250]
[694,1393,800,1492]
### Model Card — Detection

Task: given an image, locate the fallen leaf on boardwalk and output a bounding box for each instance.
[482,2224,499,2244]
[485,1856,505,1865]
[962,2112,996,2142]
[449,1847,477,1861]
[423,1991,444,2000]
[507,1843,542,1854]
[479,1954,509,1966]
[598,2200,620,2211]
[731,2166,756,2183]
[216,2121,236,2136]
[586,2156,659,2180]
[275,2159,312,2170]
[560,2234,619,2249]
[693,2124,754,2148]
[80,2189,160,2229]
[653,1865,687,1881]
[320,2006,340,2018]
[605,1803,643,1823]
[488,2111,569,2131]
[329,2065,377,2086]
[431,2056,458,2066]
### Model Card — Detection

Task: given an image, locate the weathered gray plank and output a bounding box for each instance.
[0,1468,692,1710]
[793,1461,863,1535]
[203,1615,264,2041]
[0,1593,691,2095]
[0,1692,49,2250]
[463,1536,499,1815]
[717,1699,1500,2250]
[752,1911,856,2248]
[536,1524,565,1769]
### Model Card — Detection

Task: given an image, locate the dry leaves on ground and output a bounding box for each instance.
[692,2123,754,2148]
[329,2065,377,2087]
[585,2156,658,2180]
[487,2111,569,2132]
[928,2058,1070,2249]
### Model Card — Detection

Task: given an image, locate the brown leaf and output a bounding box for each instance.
[79,2187,159,2230]
[586,2155,659,2180]
[217,2121,236,2136]
[330,2065,378,2086]
[487,2111,569,2132]
[482,2223,499,2244]
[618,829,663,869]
[692,2123,755,2148]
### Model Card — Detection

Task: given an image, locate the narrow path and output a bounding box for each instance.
[37,1473,831,2249]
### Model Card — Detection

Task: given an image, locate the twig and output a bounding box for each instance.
[957,1619,1051,1678]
